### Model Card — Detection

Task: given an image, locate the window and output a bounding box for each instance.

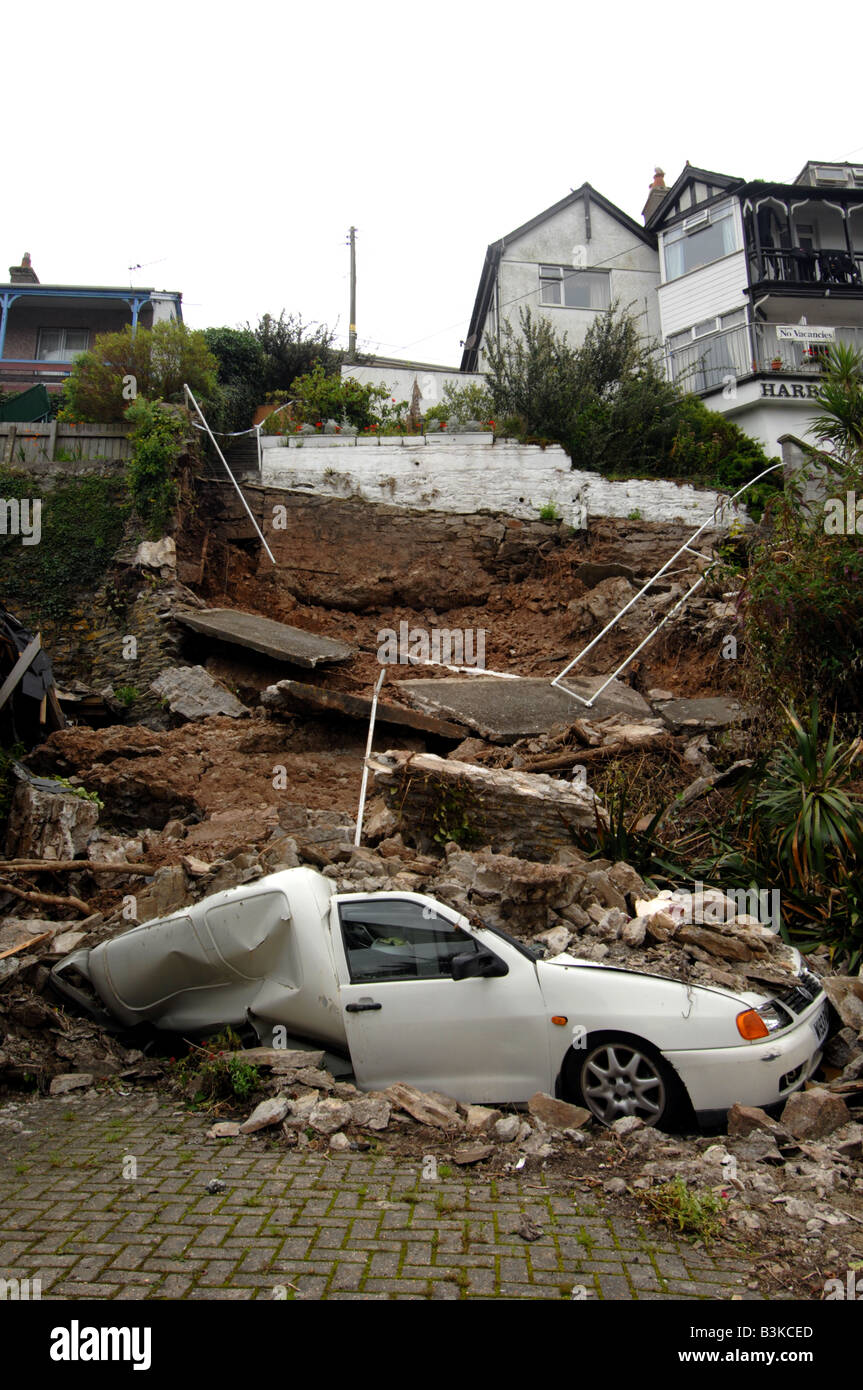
[666,309,749,390]
[36,328,89,362]
[338,899,483,983]
[539,265,610,310]
[662,201,737,280]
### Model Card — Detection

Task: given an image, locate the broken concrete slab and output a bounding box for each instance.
[527,1092,591,1131]
[261,678,465,739]
[655,697,751,733]
[398,676,650,743]
[151,666,249,721]
[385,1082,464,1130]
[371,751,604,860]
[49,1073,94,1096]
[239,1095,291,1133]
[175,608,352,668]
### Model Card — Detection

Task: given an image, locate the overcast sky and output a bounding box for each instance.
[6,0,863,367]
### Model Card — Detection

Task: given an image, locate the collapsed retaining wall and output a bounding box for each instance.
[259,436,745,527]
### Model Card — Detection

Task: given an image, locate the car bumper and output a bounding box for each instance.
[664,1000,827,1117]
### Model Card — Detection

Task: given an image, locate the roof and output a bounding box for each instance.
[644,165,743,231]
[459,182,657,372]
[0,283,180,296]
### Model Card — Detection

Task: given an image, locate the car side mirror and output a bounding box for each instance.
[451,949,508,980]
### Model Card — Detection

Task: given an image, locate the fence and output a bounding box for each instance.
[0,422,131,471]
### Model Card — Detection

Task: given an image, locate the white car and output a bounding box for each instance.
[51,867,829,1129]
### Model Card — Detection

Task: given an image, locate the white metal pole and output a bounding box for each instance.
[354,667,386,847]
[184,384,277,566]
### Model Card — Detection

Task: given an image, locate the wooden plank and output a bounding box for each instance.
[0,931,53,961]
[0,632,42,714]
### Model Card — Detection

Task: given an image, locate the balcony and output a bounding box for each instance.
[751,247,863,290]
[667,321,863,394]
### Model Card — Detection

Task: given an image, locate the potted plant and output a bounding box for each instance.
[771,356,783,371]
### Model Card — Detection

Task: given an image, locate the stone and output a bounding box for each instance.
[513,1216,543,1241]
[528,1092,591,1131]
[453,1144,495,1165]
[822,1027,860,1070]
[584,870,627,911]
[205,1178,227,1194]
[781,1089,850,1140]
[133,864,189,921]
[397,676,650,743]
[175,608,353,668]
[293,1067,335,1092]
[372,750,604,860]
[462,1104,501,1135]
[655,697,750,734]
[329,1131,351,1151]
[181,855,213,877]
[51,930,87,954]
[150,666,248,721]
[385,1084,464,1130]
[727,1104,790,1141]
[494,1115,520,1143]
[48,1073,94,1096]
[620,917,647,947]
[239,1095,291,1134]
[261,679,464,739]
[611,1115,645,1136]
[309,1098,353,1134]
[207,1122,241,1139]
[822,977,863,1032]
[532,926,571,956]
[603,1177,628,1194]
[6,775,100,860]
[676,924,752,962]
[134,537,176,573]
[350,1096,391,1130]
[608,862,649,900]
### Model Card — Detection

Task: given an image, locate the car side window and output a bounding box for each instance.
[339,899,482,983]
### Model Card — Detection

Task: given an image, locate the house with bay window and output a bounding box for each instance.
[646,163,863,455]
[0,254,183,396]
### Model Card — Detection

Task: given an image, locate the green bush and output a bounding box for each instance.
[59,320,218,423]
[0,467,130,619]
[282,364,391,431]
[125,398,185,536]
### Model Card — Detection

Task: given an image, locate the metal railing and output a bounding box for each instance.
[667,321,863,393]
[751,248,863,288]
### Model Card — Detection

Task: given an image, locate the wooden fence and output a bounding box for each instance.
[0,422,131,469]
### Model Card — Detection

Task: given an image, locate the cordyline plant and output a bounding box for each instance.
[809,341,863,465]
[751,703,863,891]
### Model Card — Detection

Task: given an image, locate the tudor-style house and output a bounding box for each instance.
[646,163,863,455]
[460,183,661,373]
[0,254,183,395]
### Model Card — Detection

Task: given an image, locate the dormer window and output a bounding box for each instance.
[662,200,737,280]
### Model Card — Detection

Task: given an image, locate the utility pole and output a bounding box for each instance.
[348,226,357,362]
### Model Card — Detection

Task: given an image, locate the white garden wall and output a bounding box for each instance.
[259,435,747,527]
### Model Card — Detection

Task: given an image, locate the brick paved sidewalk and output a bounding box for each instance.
[0,1090,759,1301]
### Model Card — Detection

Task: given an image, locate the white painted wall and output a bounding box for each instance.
[260,436,747,526]
[149,293,181,324]
[705,375,823,458]
[657,250,749,337]
[480,196,661,366]
[339,363,485,412]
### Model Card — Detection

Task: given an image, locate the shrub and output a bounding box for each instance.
[125,398,186,536]
[60,321,218,423]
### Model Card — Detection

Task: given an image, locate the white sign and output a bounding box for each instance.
[775,325,836,343]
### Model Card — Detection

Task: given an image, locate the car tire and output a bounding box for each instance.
[562,1031,691,1131]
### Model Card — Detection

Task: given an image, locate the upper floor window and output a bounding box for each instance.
[662,201,737,280]
[36,328,89,362]
[539,265,610,310]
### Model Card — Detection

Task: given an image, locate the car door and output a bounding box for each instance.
[333,894,552,1102]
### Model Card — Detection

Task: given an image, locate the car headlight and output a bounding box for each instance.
[736,1001,792,1039]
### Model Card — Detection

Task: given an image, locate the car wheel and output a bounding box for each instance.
[564,1032,688,1129]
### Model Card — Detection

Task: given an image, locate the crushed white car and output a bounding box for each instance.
[51,866,828,1128]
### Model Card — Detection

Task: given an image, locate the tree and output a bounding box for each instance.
[483,304,776,501]
[202,326,266,434]
[250,311,343,395]
[59,320,218,423]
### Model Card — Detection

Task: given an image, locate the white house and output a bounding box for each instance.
[460,182,661,373]
[647,162,863,456]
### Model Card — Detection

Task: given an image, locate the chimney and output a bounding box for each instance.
[641,168,667,225]
[9,252,39,284]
